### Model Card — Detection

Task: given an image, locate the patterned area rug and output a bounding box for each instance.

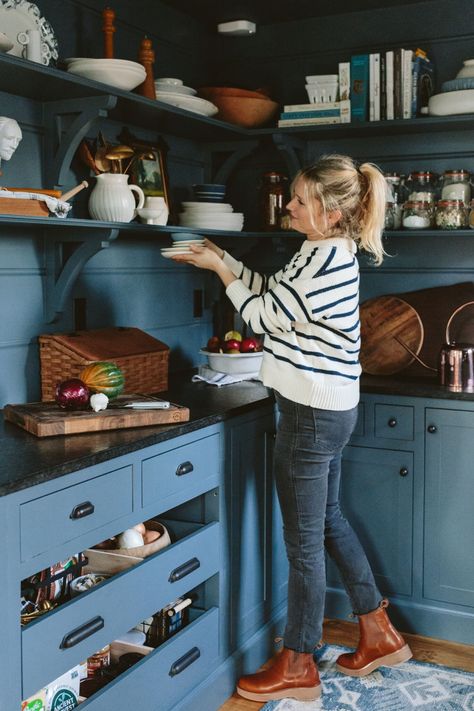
[261,644,474,711]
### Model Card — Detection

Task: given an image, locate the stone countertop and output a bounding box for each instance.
[2,372,473,498]
[0,377,273,497]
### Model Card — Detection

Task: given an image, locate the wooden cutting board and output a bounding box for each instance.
[4,395,190,437]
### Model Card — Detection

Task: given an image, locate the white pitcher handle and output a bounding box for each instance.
[130,184,145,210]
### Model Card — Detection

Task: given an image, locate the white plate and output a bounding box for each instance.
[155,83,197,96]
[182,201,233,209]
[428,89,474,116]
[0,0,58,65]
[155,91,218,117]
[161,251,191,258]
[168,240,204,245]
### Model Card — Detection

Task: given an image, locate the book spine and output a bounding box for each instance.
[402,49,413,119]
[417,58,435,114]
[338,62,351,101]
[411,54,422,117]
[280,109,340,119]
[380,53,386,121]
[278,116,341,127]
[369,53,375,121]
[394,48,403,120]
[385,50,394,120]
[350,54,369,123]
[283,101,340,111]
[373,53,381,121]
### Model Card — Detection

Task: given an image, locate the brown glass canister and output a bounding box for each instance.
[259,171,288,230]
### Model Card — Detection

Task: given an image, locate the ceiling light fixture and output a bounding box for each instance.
[217,20,256,36]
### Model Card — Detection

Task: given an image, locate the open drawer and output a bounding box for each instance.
[21,521,220,698]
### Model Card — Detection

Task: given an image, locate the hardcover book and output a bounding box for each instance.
[350,54,370,122]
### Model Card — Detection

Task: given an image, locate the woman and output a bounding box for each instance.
[171,154,412,702]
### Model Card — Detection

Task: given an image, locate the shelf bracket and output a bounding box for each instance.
[272,134,306,176]
[205,140,260,184]
[42,95,117,188]
[43,228,119,323]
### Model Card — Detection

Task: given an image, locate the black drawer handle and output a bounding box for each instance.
[399,467,409,477]
[168,557,200,583]
[169,646,200,677]
[427,424,437,434]
[70,501,95,519]
[388,418,397,428]
[176,461,194,476]
[60,616,104,649]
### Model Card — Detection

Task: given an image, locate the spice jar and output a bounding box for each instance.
[384,203,395,230]
[259,171,288,231]
[470,200,474,230]
[402,200,434,229]
[435,199,468,229]
[440,170,471,203]
[384,173,405,229]
[407,171,438,204]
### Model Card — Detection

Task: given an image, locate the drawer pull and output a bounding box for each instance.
[60,616,104,649]
[70,501,95,519]
[169,557,200,583]
[427,424,437,434]
[176,461,194,477]
[169,646,200,677]
[388,418,397,428]
[399,467,409,477]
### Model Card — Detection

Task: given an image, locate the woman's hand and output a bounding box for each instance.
[170,244,236,287]
[203,238,224,259]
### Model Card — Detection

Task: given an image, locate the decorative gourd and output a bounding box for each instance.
[79,361,125,398]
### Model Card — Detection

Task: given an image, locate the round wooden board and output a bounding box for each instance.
[360,295,424,375]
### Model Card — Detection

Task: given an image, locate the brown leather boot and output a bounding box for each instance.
[236,647,321,702]
[336,599,412,677]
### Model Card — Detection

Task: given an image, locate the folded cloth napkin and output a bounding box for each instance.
[192,365,261,387]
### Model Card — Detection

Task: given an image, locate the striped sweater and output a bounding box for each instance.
[223,236,361,411]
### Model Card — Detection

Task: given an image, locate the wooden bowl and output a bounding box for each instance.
[113,520,171,558]
[198,86,271,101]
[209,96,279,128]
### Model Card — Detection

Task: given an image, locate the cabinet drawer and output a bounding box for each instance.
[375,404,414,441]
[81,608,219,711]
[22,521,220,698]
[20,465,133,562]
[142,433,220,509]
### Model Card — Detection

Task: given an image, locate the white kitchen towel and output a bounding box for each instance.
[192,365,261,386]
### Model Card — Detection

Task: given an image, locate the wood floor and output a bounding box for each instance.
[219,618,474,711]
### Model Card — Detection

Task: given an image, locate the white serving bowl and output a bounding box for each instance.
[67,60,146,91]
[200,349,263,375]
[155,77,183,86]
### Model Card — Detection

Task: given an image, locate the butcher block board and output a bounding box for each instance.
[3,395,190,437]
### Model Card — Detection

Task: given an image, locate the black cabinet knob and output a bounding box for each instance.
[388,418,397,428]
[70,501,95,519]
[399,467,409,477]
[427,425,437,434]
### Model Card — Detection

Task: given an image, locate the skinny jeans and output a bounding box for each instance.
[273,391,381,653]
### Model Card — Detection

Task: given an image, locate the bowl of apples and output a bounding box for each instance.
[200,331,263,375]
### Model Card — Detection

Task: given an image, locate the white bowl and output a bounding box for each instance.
[67,63,146,91]
[65,57,144,70]
[428,89,474,116]
[200,349,263,375]
[456,59,474,79]
[155,77,183,86]
[155,82,196,96]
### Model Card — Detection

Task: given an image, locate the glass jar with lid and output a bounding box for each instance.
[435,199,469,229]
[407,171,438,204]
[468,200,474,230]
[440,170,471,204]
[384,202,396,230]
[402,200,434,229]
[259,171,289,231]
[384,173,404,228]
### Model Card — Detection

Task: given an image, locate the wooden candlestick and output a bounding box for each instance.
[102,7,116,59]
[137,36,156,99]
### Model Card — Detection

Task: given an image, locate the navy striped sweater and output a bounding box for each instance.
[223,236,361,410]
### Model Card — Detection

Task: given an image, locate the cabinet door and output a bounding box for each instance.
[424,408,474,607]
[327,445,414,597]
[227,410,279,648]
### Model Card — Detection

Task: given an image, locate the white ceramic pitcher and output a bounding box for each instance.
[88,173,145,222]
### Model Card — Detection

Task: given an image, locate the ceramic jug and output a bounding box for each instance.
[88,173,145,222]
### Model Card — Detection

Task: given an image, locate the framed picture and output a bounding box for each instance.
[118,128,171,209]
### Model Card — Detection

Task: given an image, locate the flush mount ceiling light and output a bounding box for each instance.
[217,20,256,35]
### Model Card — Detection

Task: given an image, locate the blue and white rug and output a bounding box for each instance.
[262,644,474,711]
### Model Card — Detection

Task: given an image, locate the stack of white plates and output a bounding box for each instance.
[160,238,204,259]
[179,202,244,231]
[153,78,218,117]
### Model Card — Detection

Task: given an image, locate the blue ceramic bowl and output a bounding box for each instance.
[193,183,226,193]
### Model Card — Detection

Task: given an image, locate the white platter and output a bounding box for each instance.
[428,89,474,116]
[155,91,218,117]
[0,0,58,65]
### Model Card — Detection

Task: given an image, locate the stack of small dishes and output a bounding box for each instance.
[161,235,205,259]
[154,77,218,117]
[193,183,226,202]
[179,202,244,231]
[64,58,146,91]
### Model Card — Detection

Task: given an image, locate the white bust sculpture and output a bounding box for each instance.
[0,117,22,165]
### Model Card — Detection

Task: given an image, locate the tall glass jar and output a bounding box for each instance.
[406,171,438,204]
[384,172,404,228]
[440,170,471,203]
[402,200,434,229]
[259,171,288,231]
[470,200,474,230]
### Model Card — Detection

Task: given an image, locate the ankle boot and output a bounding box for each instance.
[336,599,412,677]
[236,647,321,702]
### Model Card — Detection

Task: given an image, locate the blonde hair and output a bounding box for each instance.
[293,154,387,265]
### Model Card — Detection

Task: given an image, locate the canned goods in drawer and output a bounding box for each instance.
[20,465,133,562]
[21,521,220,697]
[141,432,220,508]
[375,404,414,440]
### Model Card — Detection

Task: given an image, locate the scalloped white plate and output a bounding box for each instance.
[155,91,218,117]
[0,0,58,65]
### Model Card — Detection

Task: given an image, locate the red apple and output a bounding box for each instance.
[224,338,241,353]
[240,337,261,353]
[206,335,221,353]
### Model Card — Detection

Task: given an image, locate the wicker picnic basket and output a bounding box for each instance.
[39,326,169,401]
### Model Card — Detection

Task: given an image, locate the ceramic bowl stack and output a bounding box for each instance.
[64,58,146,91]
[193,183,226,202]
[160,234,205,259]
[429,59,474,115]
[154,77,218,117]
[179,202,244,231]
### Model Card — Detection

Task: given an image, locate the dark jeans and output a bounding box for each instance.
[274,391,381,653]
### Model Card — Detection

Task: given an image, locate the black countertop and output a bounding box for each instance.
[2,372,474,498]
